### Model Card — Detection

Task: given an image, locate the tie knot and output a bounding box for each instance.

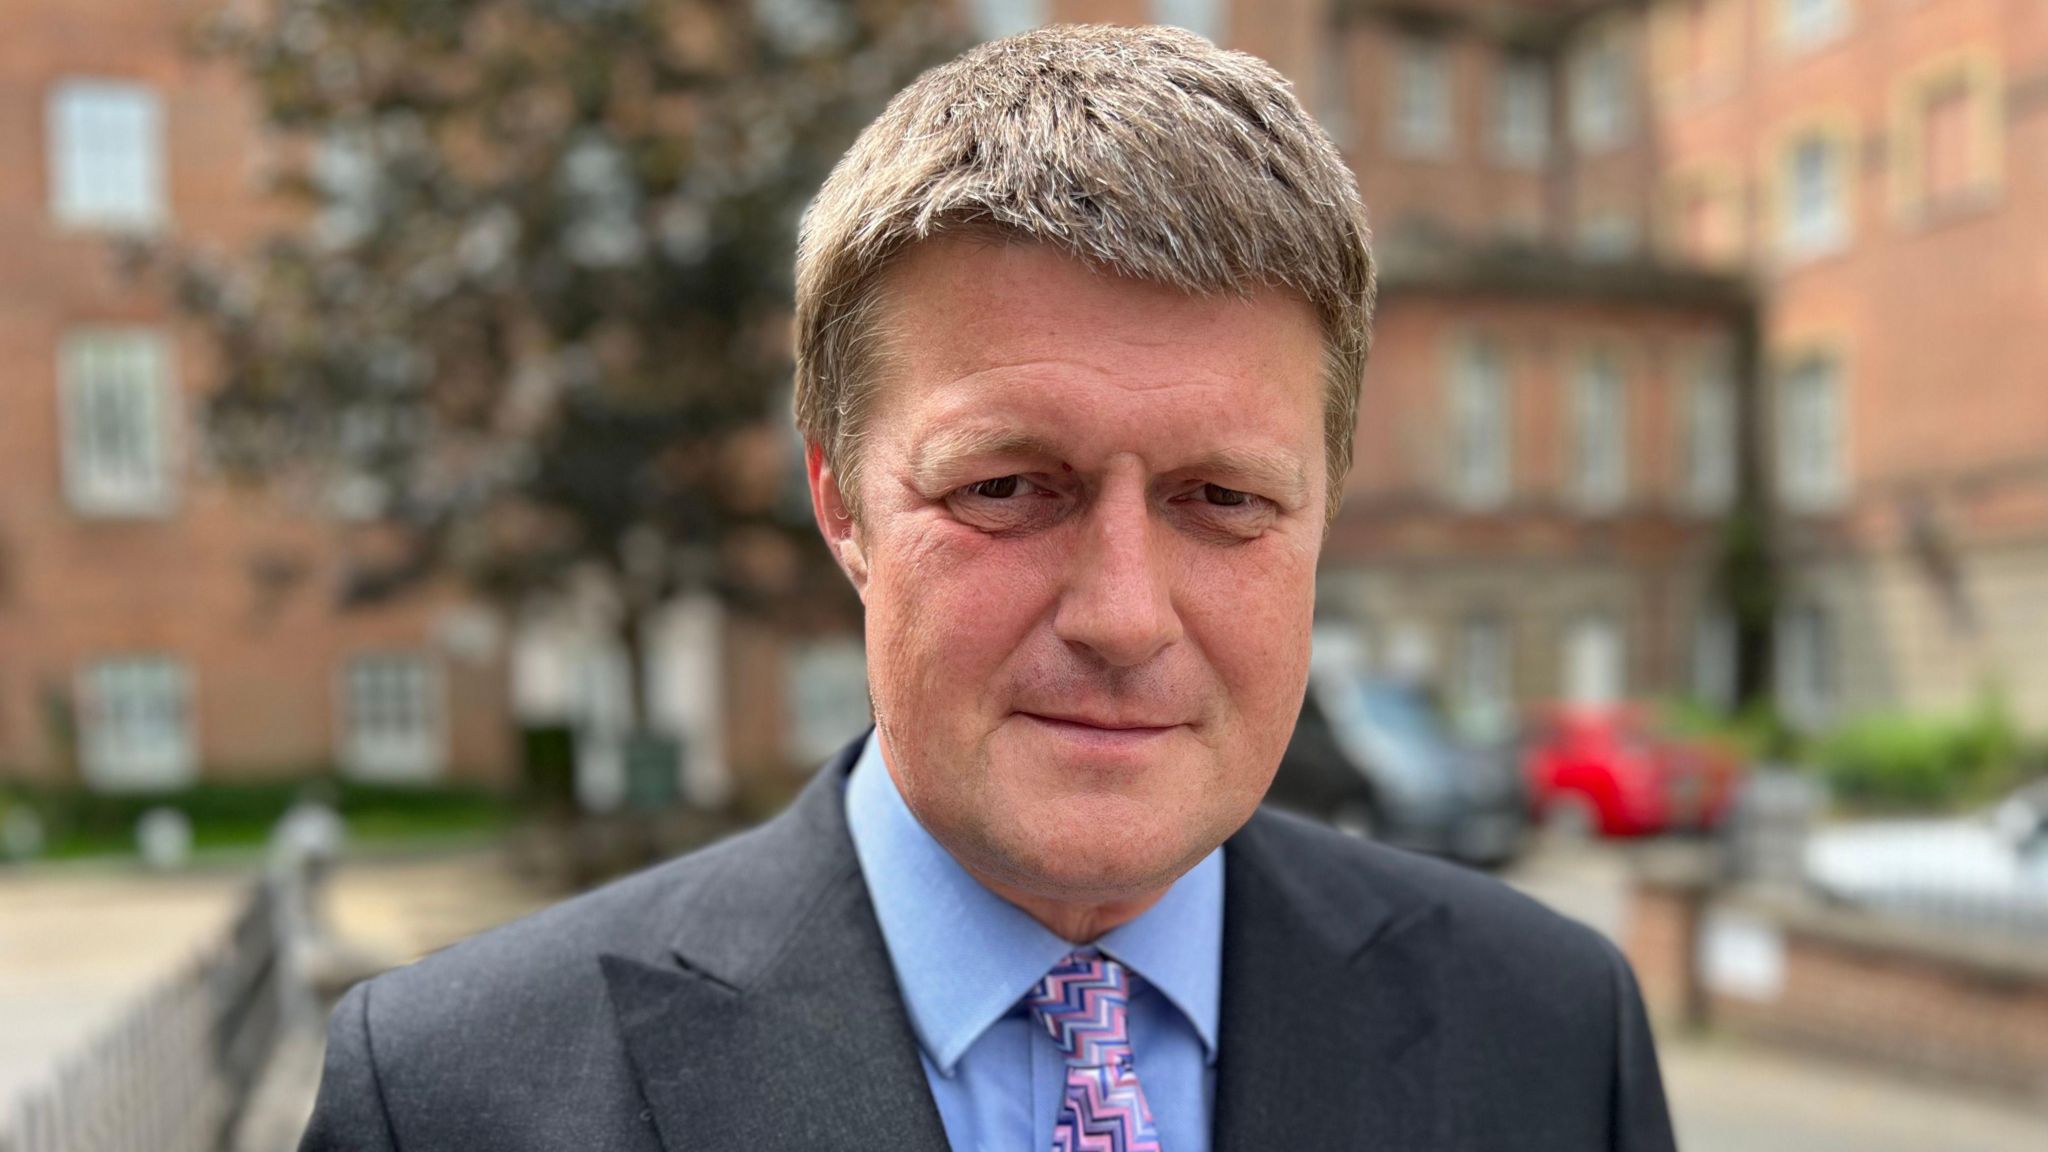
[1026,951,1135,1068]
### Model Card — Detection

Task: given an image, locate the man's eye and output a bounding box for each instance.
[1204,484,1252,507]
[967,476,1024,499]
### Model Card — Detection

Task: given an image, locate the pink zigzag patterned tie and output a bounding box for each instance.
[1025,951,1165,1152]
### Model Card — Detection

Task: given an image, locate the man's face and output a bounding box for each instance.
[811,238,1329,909]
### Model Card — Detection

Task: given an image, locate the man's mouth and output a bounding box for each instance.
[1015,711,1186,739]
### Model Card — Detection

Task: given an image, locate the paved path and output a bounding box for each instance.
[1663,1034,2048,1151]
[0,867,245,1110]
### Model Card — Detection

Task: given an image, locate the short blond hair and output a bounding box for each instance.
[794,23,1375,523]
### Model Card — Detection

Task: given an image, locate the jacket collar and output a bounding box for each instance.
[601,737,953,1152]
[1212,809,1450,1150]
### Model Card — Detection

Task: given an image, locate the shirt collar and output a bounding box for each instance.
[844,732,1223,1075]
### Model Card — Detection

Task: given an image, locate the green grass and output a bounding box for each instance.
[0,775,518,863]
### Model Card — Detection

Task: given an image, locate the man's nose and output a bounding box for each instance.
[1052,483,1183,668]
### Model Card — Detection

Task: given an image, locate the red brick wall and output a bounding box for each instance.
[0,0,514,785]
[1628,881,2048,1097]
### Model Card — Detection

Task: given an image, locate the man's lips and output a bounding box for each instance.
[1015,711,1187,734]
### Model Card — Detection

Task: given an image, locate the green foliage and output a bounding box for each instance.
[149,0,950,659]
[1811,695,2023,812]
[0,775,514,861]
[1658,697,1799,763]
[1662,691,2034,813]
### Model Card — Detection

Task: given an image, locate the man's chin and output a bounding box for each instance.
[969,811,1204,908]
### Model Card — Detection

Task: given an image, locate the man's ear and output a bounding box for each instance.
[806,441,870,595]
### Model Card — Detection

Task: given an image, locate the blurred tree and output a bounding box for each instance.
[157,0,950,726]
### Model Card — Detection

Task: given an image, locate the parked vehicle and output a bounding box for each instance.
[1804,779,2048,938]
[1521,705,1743,838]
[1268,667,1528,868]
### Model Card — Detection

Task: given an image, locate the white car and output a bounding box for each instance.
[1803,781,2048,937]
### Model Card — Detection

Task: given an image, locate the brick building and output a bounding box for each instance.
[1642,0,2048,733]
[0,0,521,790]
[1035,0,2048,736]
[2,0,2042,799]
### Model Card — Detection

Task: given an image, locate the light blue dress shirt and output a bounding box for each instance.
[844,734,1222,1152]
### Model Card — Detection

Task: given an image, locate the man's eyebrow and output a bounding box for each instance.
[907,427,1067,490]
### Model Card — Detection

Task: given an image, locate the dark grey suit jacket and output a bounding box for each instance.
[300,737,1676,1150]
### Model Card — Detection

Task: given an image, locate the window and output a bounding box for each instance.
[1893,61,2000,222]
[1776,599,1835,729]
[60,329,176,517]
[1780,131,1848,258]
[1493,55,1550,167]
[78,657,195,791]
[1778,353,1847,510]
[788,639,871,763]
[1455,613,1513,742]
[1665,167,1746,266]
[1392,34,1453,157]
[1662,0,1733,95]
[1683,345,1737,511]
[1575,212,1639,260]
[47,79,165,231]
[1779,0,1848,54]
[1563,614,1625,707]
[1693,607,1738,710]
[1569,33,1633,151]
[1448,337,1511,508]
[1570,350,1629,510]
[967,0,1044,39]
[342,654,445,781]
[1152,0,1224,41]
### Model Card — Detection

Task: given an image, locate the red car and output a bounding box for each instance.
[1523,706,1743,838]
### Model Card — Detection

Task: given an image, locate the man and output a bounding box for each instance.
[301,24,1675,1152]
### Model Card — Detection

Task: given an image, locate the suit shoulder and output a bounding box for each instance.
[1241,806,1621,977]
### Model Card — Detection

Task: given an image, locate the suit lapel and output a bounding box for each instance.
[1213,814,1449,1152]
[600,741,950,1152]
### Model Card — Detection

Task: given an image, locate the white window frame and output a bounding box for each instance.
[1392,33,1454,158]
[1776,599,1836,729]
[1448,336,1512,508]
[966,0,1045,39]
[1683,344,1738,511]
[47,79,166,232]
[1782,132,1848,259]
[1693,607,1738,710]
[1570,350,1630,511]
[1778,0,1849,55]
[1455,613,1514,742]
[1778,353,1848,511]
[1493,55,1550,168]
[59,328,178,518]
[1563,613,1627,708]
[1151,0,1225,42]
[340,653,447,783]
[1569,34,1634,152]
[78,656,196,791]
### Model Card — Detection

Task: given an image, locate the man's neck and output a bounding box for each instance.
[964,868,1171,944]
